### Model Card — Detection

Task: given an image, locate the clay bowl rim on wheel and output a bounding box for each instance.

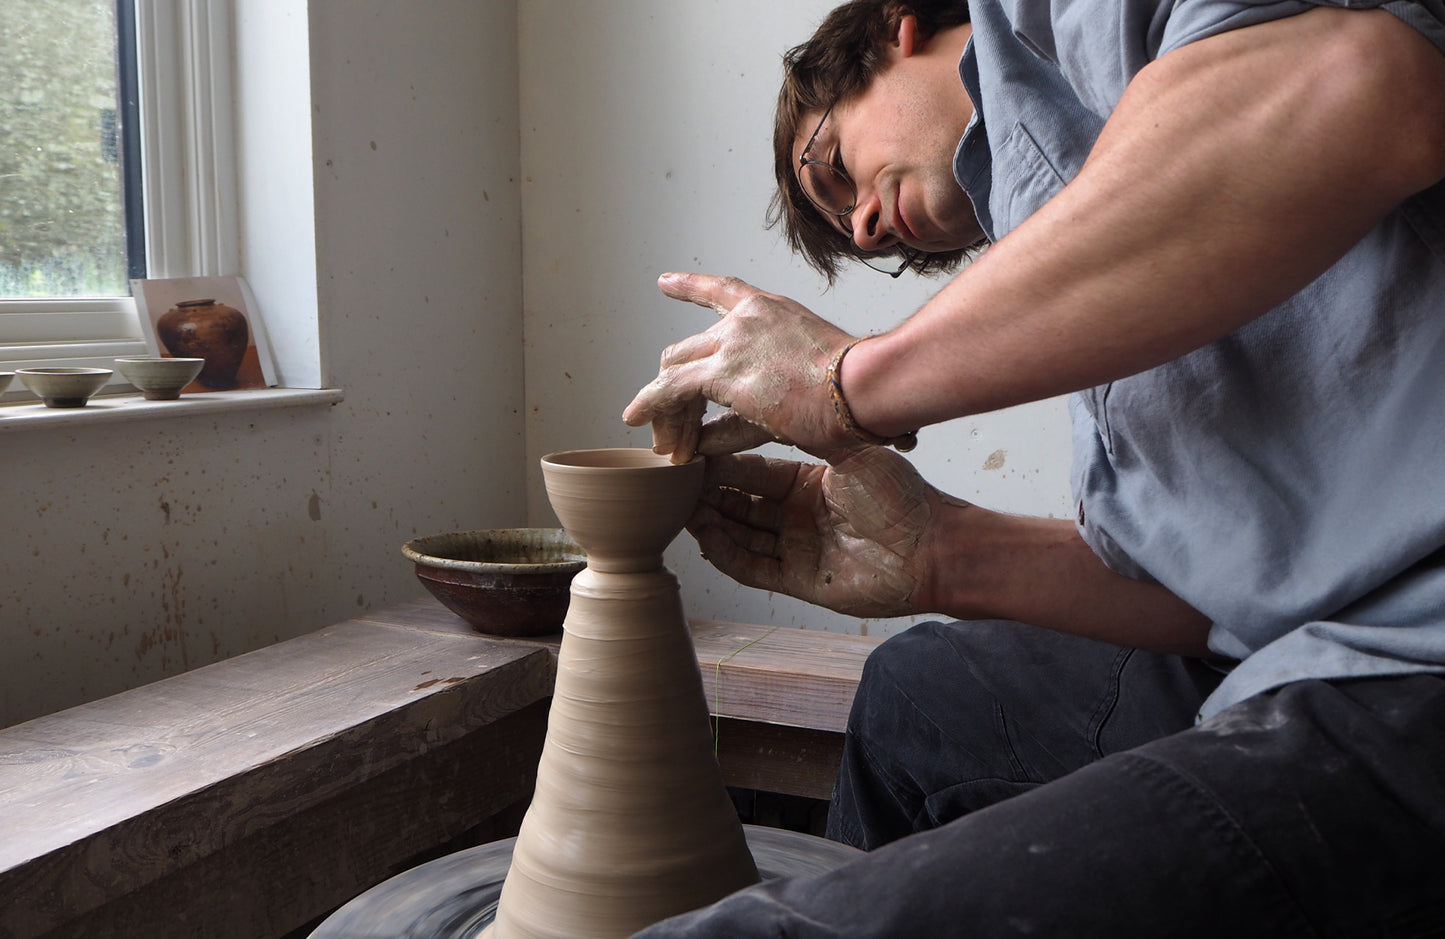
[540,448,705,574]
[540,447,703,471]
[402,527,587,637]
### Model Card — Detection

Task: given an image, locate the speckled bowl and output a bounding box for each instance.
[402,528,587,637]
[16,367,112,408]
[115,356,205,400]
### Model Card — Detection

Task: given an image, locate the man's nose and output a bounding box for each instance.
[849,191,891,252]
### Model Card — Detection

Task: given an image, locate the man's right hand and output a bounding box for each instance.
[623,272,860,462]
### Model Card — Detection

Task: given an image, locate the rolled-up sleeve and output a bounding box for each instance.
[1161,0,1445,55]
[995,0,1444,119]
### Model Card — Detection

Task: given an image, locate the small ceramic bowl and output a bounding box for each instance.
[16,367,113,408]
[0,372,13,395]
[115,356,206,400]
[402,528,587,637]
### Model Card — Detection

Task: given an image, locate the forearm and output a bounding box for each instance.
[846,9,1445,436]
[916,500,1212,657]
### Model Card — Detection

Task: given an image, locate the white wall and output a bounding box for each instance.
[518,1,1072,638]
[2,0,1075,728]
[0,1,526,728]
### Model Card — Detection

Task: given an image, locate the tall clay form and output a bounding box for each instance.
[484,448,759,939]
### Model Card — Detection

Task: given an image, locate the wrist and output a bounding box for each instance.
[829,337,918,451]
[910,494,994,617]
[914,501,1089,621]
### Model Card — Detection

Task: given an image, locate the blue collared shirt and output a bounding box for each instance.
[954,0,1445,718]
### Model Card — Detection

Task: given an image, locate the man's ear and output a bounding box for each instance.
[896,12,918,56]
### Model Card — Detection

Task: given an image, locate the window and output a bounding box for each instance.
[0,0,236,386]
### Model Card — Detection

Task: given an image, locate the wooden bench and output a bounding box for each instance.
[361,599,883,801]
[0,596,881,939]
[691,618,881,801]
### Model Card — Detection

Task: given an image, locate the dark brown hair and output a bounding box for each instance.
[769,1,977,283]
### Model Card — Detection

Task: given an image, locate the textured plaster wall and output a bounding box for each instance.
[0,1,525,728]
[3,0,1077,728]
[519,1,1073,638]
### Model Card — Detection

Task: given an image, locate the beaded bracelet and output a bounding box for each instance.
[826,340,919,452]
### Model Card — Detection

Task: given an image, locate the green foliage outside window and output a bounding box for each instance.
[0,0,128,299]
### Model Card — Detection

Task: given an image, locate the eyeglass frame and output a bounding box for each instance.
[797,105,918,278]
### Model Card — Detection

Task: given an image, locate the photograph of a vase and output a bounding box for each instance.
[132,276,277,391]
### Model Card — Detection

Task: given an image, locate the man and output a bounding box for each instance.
[626,0,1445,935]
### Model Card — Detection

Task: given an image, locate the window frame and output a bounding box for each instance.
[0,0,237,390]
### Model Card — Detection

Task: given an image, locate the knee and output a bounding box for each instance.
[850,621,970,734]
[850,620,1037,739]
[859,620,954,687]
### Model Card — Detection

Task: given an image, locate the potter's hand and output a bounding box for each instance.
[689,448,949,618]
[622,272,857,463]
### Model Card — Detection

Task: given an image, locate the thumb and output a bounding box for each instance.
[698,411,779,455]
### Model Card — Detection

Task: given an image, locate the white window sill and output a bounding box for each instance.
[0,386,344,435]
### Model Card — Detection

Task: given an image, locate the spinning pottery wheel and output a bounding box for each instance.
[310,827,860,938]
[313,449,859,938]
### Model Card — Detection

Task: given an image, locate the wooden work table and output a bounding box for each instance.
[0,596,881,939]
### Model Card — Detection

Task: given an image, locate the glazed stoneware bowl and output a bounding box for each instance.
[402,528,586,637]
[16,367,112,408]
[115,356,205,400]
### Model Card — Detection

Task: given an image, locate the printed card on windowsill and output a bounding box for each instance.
[131,276,277,392]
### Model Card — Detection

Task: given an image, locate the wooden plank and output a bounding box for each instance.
[0,597,878,937]
[40,700,549,939]
[691,620,882,733]
[356,595,529,640]
[369,599,881,735]
[359,595,563,656]
[714,718,845,802]
[0,619,555,938]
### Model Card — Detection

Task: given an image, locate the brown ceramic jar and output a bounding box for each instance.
[156,298,249,389]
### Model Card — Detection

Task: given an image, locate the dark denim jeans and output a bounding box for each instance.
[635,620,1445,937]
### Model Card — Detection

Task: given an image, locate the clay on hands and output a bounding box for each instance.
[686,447,953,617]
[622,272,859,463]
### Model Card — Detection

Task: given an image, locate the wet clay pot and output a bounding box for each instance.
[156,298,249,389]
[482,448,759,939]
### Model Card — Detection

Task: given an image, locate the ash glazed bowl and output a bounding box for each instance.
[16,367,112,408]
[402,528,587,637]
[115,356,205,400]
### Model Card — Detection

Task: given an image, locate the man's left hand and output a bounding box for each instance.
[687,447,942,618]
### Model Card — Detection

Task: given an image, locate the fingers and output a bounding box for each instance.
[622,364,707,446]
[688,503,784,595]
[657,271,760,315]
[621,331,722,442]
[704,452,809,503]
[697,411,776,456]
[658,330,720,369]
[650,396,707,463]
[672,396,706,463]
[700,471,786,535]
[692,498,781,558]
[623,338,708,426]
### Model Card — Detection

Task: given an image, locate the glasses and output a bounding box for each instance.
[797,106,917,277]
